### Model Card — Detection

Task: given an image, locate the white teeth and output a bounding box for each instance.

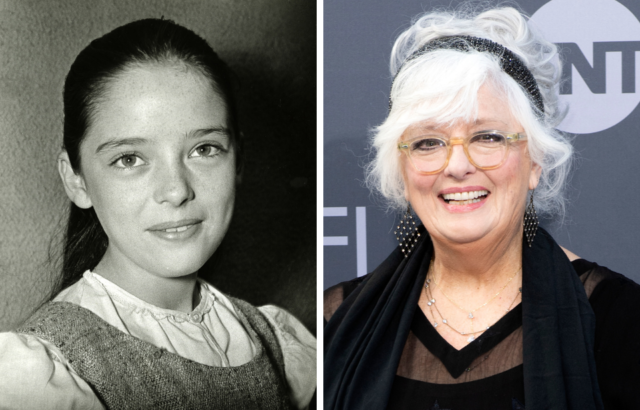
[447,198,483,205]
[442,190,488,201]
[163,225,191,233]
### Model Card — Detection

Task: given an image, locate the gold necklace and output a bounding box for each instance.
[430,261,520,316]
[424,283,521,342]
[424,264,522,343]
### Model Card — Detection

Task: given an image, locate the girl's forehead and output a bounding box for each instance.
[83,65,228,148]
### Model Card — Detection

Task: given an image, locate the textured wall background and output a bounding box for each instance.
[0,0,316,331]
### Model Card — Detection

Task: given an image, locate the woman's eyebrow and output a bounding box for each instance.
[95,137,147,154]
[473,118,510,127]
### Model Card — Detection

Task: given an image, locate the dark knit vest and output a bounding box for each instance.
[17,299,294,410]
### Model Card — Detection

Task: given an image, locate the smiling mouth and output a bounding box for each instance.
[148,219,203,233]
[441,190,489,205]
[162,224,196,233]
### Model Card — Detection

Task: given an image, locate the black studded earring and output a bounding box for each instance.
[395,204,420,258]
[524,189,538,247]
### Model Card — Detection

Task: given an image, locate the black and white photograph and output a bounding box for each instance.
[0,1,316,408]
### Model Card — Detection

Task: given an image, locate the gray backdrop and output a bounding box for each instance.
[324,0,640,288]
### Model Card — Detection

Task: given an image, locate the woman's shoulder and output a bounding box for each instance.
[0,332,104,409]
[323,275,369,323]
[571,258,640,301]
[572,259,640,405]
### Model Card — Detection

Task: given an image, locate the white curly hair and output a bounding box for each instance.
[365,6,572,217]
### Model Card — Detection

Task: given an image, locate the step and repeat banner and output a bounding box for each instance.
[324,0,640,288]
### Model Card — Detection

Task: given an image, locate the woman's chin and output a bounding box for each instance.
[429,223,494,246]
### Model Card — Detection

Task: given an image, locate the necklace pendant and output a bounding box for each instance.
[442,319,448,324]
[430,298,435,303]
[468,313,474,319]
[427,301,432,306]
[467,335,475,343]
[433,322,438,328]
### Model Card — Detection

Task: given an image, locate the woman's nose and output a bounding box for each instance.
[153,161,195,206]
[443,144,476,179]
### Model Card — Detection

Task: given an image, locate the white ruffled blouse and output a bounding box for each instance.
[0,271,316,409]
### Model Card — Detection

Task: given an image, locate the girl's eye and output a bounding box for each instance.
[190,144,222,158]
[112,153,146,168]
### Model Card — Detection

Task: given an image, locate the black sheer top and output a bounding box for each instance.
[324,259,640,409]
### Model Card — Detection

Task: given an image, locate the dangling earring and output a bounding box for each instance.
[524,189,538,247]
[395,204,420,258]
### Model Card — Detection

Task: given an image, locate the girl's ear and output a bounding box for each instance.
[235,131,244,184]
[57,151,93,209]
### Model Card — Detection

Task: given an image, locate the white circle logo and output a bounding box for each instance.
[530,0,640,134]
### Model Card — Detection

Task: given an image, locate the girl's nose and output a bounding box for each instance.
[442,144,476,179]
[153,162,195,206]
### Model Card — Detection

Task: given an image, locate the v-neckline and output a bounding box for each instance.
[412,302,523,378]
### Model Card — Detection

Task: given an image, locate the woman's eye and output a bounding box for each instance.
[112,154,146,168]
[475,133,505,143]
[411,138,445,151]
[190,144,222,158]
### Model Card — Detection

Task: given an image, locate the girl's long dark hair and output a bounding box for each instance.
[52,19,241,299]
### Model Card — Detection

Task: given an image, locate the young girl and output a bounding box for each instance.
[0,19,315,409]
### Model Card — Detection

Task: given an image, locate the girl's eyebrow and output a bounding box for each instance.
[187,127,231,139]
[95,127,232,154]
[95,137,147,154]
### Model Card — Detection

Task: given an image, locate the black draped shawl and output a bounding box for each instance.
[324,227,604,410]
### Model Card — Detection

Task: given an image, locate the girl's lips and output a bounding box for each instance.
[147,218,202,231]
[147,220,203,240]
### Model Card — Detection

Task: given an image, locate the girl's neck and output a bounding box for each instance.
[93,254,200,313]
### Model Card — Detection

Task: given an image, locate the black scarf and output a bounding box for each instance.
[324,227,604,410]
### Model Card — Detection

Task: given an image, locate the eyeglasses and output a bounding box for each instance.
[397,130,527,175]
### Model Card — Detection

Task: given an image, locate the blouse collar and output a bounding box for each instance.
[84,270,215,323]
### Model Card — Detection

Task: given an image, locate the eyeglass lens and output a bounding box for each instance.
[408,132,508,172]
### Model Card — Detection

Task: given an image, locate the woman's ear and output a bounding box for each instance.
[58,151,93,209]
[529,161,542,190]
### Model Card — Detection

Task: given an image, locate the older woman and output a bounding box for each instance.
[324,7,640,410]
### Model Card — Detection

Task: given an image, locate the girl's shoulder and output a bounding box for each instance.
[198,281,317,410]
[200,280,315,343]
[0,332,104,410]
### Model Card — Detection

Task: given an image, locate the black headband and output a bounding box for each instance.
[389,35,545,115]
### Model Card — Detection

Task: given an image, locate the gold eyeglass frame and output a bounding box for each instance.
[397,130,527,175]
